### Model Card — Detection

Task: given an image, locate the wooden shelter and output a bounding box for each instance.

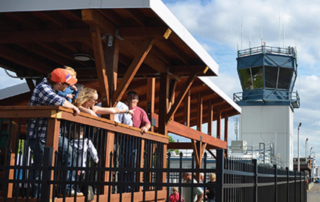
[0,0,241,200]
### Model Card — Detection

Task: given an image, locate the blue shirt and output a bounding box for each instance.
[58,86,79,103]
[114,101,133,126]
[28,78,65,140]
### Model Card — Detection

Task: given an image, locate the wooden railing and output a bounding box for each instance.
[0,106,168,202]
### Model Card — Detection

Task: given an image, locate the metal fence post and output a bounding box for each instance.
[41,147,53,202]
[286,167,289,202]
[253,159,258,202]
[216,149,224,202]
[294,170,297,202]
[274,164,277,202]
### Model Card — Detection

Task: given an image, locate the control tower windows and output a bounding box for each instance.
[252,66,263,89]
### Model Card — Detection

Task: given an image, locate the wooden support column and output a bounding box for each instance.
[224,113,229,157]
[113,38,154,105]
[104,131,115,195]
[45,118,61,200]
[208,100,213,136]
[146,78,155,132]
[105,36,119,109]
[184,91,190,127]
[216,107,221,139]
[89,24,110,107]
[139,139,145,192]
[162,144,167,191]
[167,72,197,123]
[197,93,203,132]
[158,73,169,136]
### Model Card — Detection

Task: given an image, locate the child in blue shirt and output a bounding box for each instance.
[58,66,79,103]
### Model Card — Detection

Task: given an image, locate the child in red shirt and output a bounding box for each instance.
[169,187,182,202]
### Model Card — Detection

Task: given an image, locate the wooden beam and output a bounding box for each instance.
[224,113,229,142]
[216,107,221,139]
[206,149,217,159]
[184,91,191,127]
[119,27,169,39]
[146,78,155,132]
[197,93,203,132]
[160,39,189,64]
[191,140,200,166]
[0,45,53,74]
[90,25,110,107]
[105,37,119,108]
[26,79,35,92]
[98,10,123,26]
[167,121,228,149]
[208,100,213,136]
[158,73,170,136]
[199,143,207,162]
[166,72,197,123]
[167,142,193,149]
[0,28,90,44]
[113,38,154,105]
[82,9,116,35]
[125,9,145,27]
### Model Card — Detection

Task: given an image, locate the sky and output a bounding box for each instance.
[0,0,319,165]
[160,0,320,164]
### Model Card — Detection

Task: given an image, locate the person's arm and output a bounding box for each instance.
[78,106,98,116]
[92,105,134,115]
[196,193,203,202]
[140,110,151,133]
[88,139,99,163]
[141,123,151,133]
[62,100,80,115]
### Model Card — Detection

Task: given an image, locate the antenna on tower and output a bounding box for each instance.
[249,30,251,48]
[241,20,243,50]
[279,13,281,47]
[261,27,263,46]
[283,24,285,48]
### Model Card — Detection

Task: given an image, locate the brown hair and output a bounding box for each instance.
[74,88,97,107]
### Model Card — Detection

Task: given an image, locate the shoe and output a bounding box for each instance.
[87,186,94,201]
[70,190,84,197]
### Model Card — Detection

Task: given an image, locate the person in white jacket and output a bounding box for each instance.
[70,124,99,198]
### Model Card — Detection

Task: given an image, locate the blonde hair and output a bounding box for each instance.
[209,173,216,181]
[64,66,77,77]
[172,187,178,192]
[74,88,97,107]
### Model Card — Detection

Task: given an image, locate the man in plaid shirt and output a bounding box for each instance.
[28,68,80,197]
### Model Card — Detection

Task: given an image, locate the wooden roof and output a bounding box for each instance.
[0,2,241,128]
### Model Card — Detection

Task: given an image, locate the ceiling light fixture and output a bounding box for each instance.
[73,53,92,62]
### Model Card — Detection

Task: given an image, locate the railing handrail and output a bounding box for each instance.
[0,106,169,143]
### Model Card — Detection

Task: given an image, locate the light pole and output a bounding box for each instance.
[305,138,308,157]
[298,123,302,171]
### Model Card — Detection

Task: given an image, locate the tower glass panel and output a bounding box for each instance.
[239,68,253,91]
[265,66,278,89]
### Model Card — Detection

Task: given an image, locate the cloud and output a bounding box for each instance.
[163,0,320,162]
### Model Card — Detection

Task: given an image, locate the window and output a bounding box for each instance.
[239,68,253,91]
[251,66,263,89]
[278,68,292,90]
[265,66,278,88]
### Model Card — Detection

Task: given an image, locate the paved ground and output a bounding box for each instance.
[308,183,320,202]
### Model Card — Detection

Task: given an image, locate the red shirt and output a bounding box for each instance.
[169,193,181,202]
[131,106,150,128]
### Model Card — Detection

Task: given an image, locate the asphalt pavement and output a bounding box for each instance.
[308,183,320,202]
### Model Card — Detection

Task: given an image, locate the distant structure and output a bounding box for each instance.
[233,45,300,170]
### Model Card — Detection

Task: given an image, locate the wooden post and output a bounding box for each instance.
[208,100,213,136]
[146,78,155,132]
[45,118,61,200]
[217,107,221,139]
[105,36,119,108]
[184,91,190,127]
[158,73,169,136]
[139,139,145,192]
[90,24,110,107]
[224,113,229,157]
[197,93,203,132]
[104,131,115,195]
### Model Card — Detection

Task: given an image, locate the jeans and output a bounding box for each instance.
[208,199,215,202]
[29,136,76,197]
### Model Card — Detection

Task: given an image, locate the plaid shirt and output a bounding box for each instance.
[28,78,65,140]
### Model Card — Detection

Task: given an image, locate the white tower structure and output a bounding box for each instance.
[233,45,300,170]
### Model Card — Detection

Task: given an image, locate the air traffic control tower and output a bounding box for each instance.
[233,45,300,169]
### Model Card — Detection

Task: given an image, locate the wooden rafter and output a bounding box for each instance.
[184,90,191,127]
[90,24,110,107]
[206,149,217,159]
[161,39,189,64]
[197,93,203,132]
[216,107,221,139]
[0,45,52,74]
[113,38,155,105]
[166,72,197,123]
[0,29,90,44]
[125,9,145,27]
[119,27,169,39]
[82,9,116,35]
[208,100,213,136]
